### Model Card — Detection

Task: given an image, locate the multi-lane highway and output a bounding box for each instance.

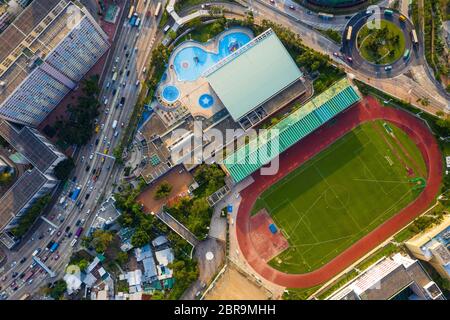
[0,0,164,300]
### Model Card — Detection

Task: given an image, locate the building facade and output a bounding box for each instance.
[0,0,109,126]
[0,120,66,248]
[406,215,450,281]
[327,253,445,300]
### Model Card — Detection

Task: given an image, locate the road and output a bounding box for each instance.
[0,0,164,299]
[247,0,448,112]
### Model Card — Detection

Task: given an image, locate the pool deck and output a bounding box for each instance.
[154,28,254,127]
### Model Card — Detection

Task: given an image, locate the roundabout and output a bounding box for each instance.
[357,20,406,65]
[342,8,419,78]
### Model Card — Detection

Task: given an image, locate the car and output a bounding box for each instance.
[19,273,25,279]
[11,273,18,278]
[126,70,130,77]
[384,65,392,71]
[121,122,124,127]
[54,254,60,261]
[38,233,44,240]
[19,257,27,264]
[57,231,62,237]
[114,130,119,137]
[125,52,129,58]
[122,81,126,87]
[85,165,91,172]
[76,219,81,227]
[81,155,85,163]
[81,219,86,225]
[67,232,73,238]
[49,214,55,220]
[112,89,117,95]
[89,153,94,160]
[1,276,6,281]
[347,56,353,62]
[269,0,274,3]
[95,138,99,146]
[124,45,127,50]
[106,82,111,89]
[65,226,70,233]
[135,80,140,87]
[115,56,119,63]
[333,52,339,57]
[289,4,295,10]
[85,193,90,200]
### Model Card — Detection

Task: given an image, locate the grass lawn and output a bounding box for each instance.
[251,120,426,274]
[357,20,406,65]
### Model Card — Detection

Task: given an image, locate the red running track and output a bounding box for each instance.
[236,96,443,288]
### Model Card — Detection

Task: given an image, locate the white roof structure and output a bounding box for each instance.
[152,235,168,248]
[63,273,82,295]
[155,248,174,266]
[142,257,158,281]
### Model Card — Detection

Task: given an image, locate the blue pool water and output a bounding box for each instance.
[198,94,214,109]
[173,32,252,82]
[162,85,180,102]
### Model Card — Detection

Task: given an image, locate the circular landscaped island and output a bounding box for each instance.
[356,20,405,65]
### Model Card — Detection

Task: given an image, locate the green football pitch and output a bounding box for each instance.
[251,120,427,274]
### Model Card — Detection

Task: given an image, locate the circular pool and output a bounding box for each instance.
[198,94,214,109]
[162,85,180,103]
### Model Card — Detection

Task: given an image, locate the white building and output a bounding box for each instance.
[328,253,445,300]
[0,0,109,126]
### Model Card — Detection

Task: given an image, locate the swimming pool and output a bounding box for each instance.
[173,32,252,82]
[162,85,180,103]
[198,93,214,109]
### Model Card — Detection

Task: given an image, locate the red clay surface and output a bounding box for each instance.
[249,209,290,262]
[236,96,443,288]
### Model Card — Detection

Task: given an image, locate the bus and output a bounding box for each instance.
[411,29,418,45]
[50,242,59,253]
[111,71,118,82]
[75,227,84,238]
[403,49,411,60]
[399,15,407,22]
[154,2,162,17]
[318,12,334,20]
[128,5,135,20]
[346,26,353,41]
[384,9,394,16]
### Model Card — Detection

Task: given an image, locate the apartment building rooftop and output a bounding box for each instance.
[0,120,58,173]
[328,253,444,300]
[0,168,48,229]
[0,0,82,104]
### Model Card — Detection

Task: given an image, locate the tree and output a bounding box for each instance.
[154,181,173,200]
[131,229,150,248]
[91,230,113,253]
[53,158,75,181]
[45,280,67,300]
[0,172,13,185]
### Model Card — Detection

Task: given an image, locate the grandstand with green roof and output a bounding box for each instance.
[223,78,361,183]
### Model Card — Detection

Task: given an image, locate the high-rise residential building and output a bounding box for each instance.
[0,120,66,248]
[0,0,109,126]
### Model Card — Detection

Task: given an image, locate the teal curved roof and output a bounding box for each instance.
[224,78,361,183]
